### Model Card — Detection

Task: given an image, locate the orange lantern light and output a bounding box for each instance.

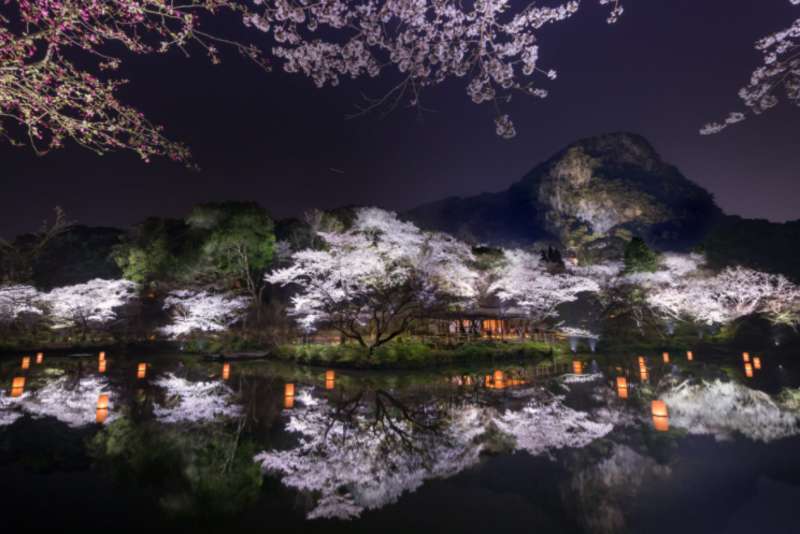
[98,359,107,373]
[640,368,649,382]
[493,370,504,382]
[21,356,30,370]
[753,357,762,370]
[616,376,628,399]
[686,351,693,362]
[96,393,110,424]
[35,352,44,364]
[662,352,670,364]
[652,400,669,432]
[284,383,295,397]
[744,362,754,378]
[638,356,646,368]
[572,360,583,375]
[325,369,335,390]
[10,376,25,398]
[137,363,147,379]
[284,395,295,409]
[99,351,106,362]
[222,362,231,381]
[742,352,750,363]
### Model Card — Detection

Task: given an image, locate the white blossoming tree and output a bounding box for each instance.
[488,249,600,323]
[266,207,479,352]
[43,278,139,334]
[159,289,251,339]
[703,0,800,134]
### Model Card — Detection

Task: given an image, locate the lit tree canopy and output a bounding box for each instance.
[159,289,251,339]
[266,207,479,350]
[488,249,600,322]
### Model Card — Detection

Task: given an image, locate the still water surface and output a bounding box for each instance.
[2,348,800,533]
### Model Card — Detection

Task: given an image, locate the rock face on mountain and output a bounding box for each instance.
[406,133,721,259]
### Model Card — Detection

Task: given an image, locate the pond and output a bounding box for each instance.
[2,348,800,533]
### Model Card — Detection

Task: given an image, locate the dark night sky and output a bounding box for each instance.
[2,0,799,239]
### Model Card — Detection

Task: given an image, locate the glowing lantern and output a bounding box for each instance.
[616,377,628,399]
[640,368,649,382]
[99,351,106,361]
[10,376,25,398]
[744,362,753,378]
[325,370,335,390]
[21,356,30,370]
[137,363,147,379]
[753,357,762,370]
[662,352,670,364]
[742,352,750,363]
[35,352,44,364]
[572,360,583,375]
[222,362,231,381]
[686,351,693,362]
[493,370,504,382]
[638,356,646,368]
[96,395,110,424]
[98,359,107,373]
[651,400,669,432]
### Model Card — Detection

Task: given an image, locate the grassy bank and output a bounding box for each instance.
[272,339,566,369]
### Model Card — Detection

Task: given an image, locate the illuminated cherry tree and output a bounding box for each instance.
[702,0,800,134]
[159,289,251,339]
[646,264,800,327]
[0,0,264,162]
[488,249,600,322]
[0,284,44,324]
[267,207,478,350]
[43,278,138,331]
[249,0,623,138]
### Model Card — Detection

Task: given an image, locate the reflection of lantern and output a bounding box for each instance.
[742,352,750,363]
[21,356,30,370]
[653,415,669,432]
[98,359,107,373]
[616,377,628,399]
[652,400,669,432]
[11,376,25,398]
[640,368,649,382]
[662,352,670,364]
[325,370,335,390]
[96,393,109,424]
[572,360,583,375]
[99,351,106,361]
[222,363,231,381]
[36,352,44,364]
[686,351,693,362]
[638,356,646,368]
[137,363,147,379]
[284,383,295,409]
[744,362,753,378]
[754,357,762,370]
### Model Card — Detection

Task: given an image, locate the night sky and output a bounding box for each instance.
[2,0,799,239]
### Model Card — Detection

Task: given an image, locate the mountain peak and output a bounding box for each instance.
[406,133,721,259]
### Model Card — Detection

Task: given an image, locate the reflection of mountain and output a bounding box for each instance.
[662,379,800,442]
[256,386,613,519]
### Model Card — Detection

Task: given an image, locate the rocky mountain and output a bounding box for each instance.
[406,133,722,260]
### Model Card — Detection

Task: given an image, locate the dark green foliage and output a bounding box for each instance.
[31,226,123,289]
[540,245,564,269]
[113,202,276,297]
[624,237,659,273]
[702,215,800,282]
